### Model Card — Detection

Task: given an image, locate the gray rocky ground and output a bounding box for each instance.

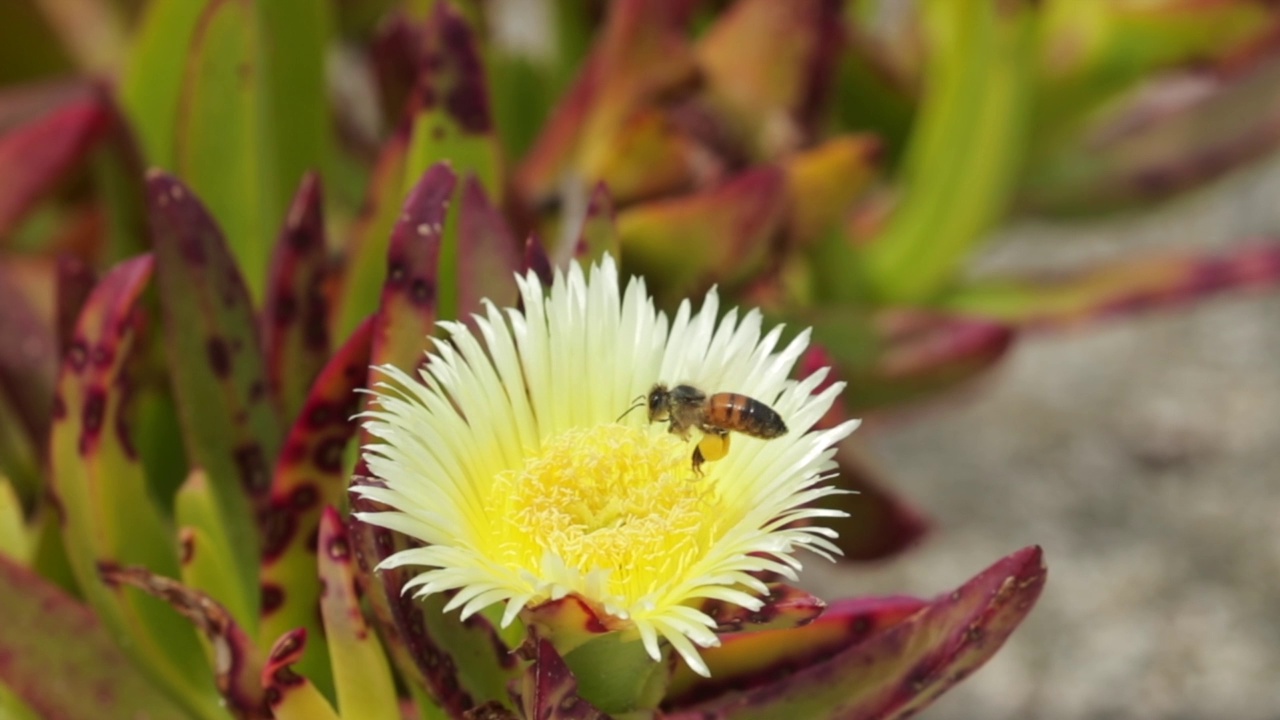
[804,156,1280,720]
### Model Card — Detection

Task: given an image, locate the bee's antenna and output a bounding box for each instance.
[615,395,646,423]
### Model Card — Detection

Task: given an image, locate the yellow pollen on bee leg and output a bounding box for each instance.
[486,425,723,602]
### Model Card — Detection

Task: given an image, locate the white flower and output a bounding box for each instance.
[355,256,858,677]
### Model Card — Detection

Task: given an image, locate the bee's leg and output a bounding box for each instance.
[691,430,730,475]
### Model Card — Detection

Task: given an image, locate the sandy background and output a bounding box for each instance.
[805,155,1280,720]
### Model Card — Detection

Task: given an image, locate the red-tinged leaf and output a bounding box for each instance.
[618,167,786,302]
[521,594,627,657]
[576,183,619,264]
[0,262,56,463]
[699,583,826,635]
[523,234,554,286]
[516,0,698,208]
[55,254,96,355]
[264,172,331,425]
[262,629,341,720]
[333,124,410,340]
[664,595,928,709]
[177,471,255,627]
[258,317,374,692]
[804,308,1015,413]
[515,638,611,720]
[369,12,421,130]
[942,242,1280,329]
[664,547,1047,720]
[50,255,222,718]
[101,565,270,720]
[371,162,455,370]
[586,108,700,204]
[148,170,281,611]
[457,175,521,318]
[695,0,843,158]
[318,507,398,719]
[784,135,881,247]
[0,554,188,720]
[0,90,109,238]
[402,2,502,197]
[350,469,520,716]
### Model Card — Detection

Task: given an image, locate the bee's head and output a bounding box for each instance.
[646,384,671,422]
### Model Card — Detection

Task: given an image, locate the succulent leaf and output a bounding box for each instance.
[318,507,399,719]
[0,260,56,502]
[0,86,109,238]
[262,629,342,720]
[664,547,1047,719]
[515,637,612,720]
[695,0,843,158]
[264,172,331,425]
[942,242,1280,328]
[350,162,520,714]
[698,583,827,635]
[258,316,374,694]
[49,254,222,719]
[102,565,271,720]
[853,0,1037,303]
[333,124,411,341]
[148,170,281,620]
[0,554,189,720]
[176,471,255,627]
[618,167,786,303]
[457,175,522,317]
[664,595,928,709]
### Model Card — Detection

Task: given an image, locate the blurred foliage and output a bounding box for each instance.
[2,0,1280,718]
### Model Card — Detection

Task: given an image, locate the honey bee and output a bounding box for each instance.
[622,383,788,475]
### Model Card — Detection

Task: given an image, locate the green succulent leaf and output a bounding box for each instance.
[49,254,223,720]
[317,507,399,719]
[258,316,374,696]
[176,470,254,626]
[0,554,189,720]
[574,183,619,265]
[148,170,282,625]
[333,126,411,341]
[851,0,1037,303]
[142,0,331,300]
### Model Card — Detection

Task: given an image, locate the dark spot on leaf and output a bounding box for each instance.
[387,258,407,286]
[307,401,336,428]
[261,507,296,562]
[80,388,105,453]
[440,13,491,134]
[52,392,66,419]
[206,337,231,378]
[261,583,285,615]
[314,437,346,472]
[180,534,195,565]
[235,444,270,494]
[409,277,435,306]
[290,485,318,510]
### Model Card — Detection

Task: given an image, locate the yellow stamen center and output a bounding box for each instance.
[486,425,724,605]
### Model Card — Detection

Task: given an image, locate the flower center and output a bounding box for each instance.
[487,425,724,606]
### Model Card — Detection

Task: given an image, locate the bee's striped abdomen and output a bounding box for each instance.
[705,393,787,439]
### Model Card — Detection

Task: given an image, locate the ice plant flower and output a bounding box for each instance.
[355,256,859,678]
